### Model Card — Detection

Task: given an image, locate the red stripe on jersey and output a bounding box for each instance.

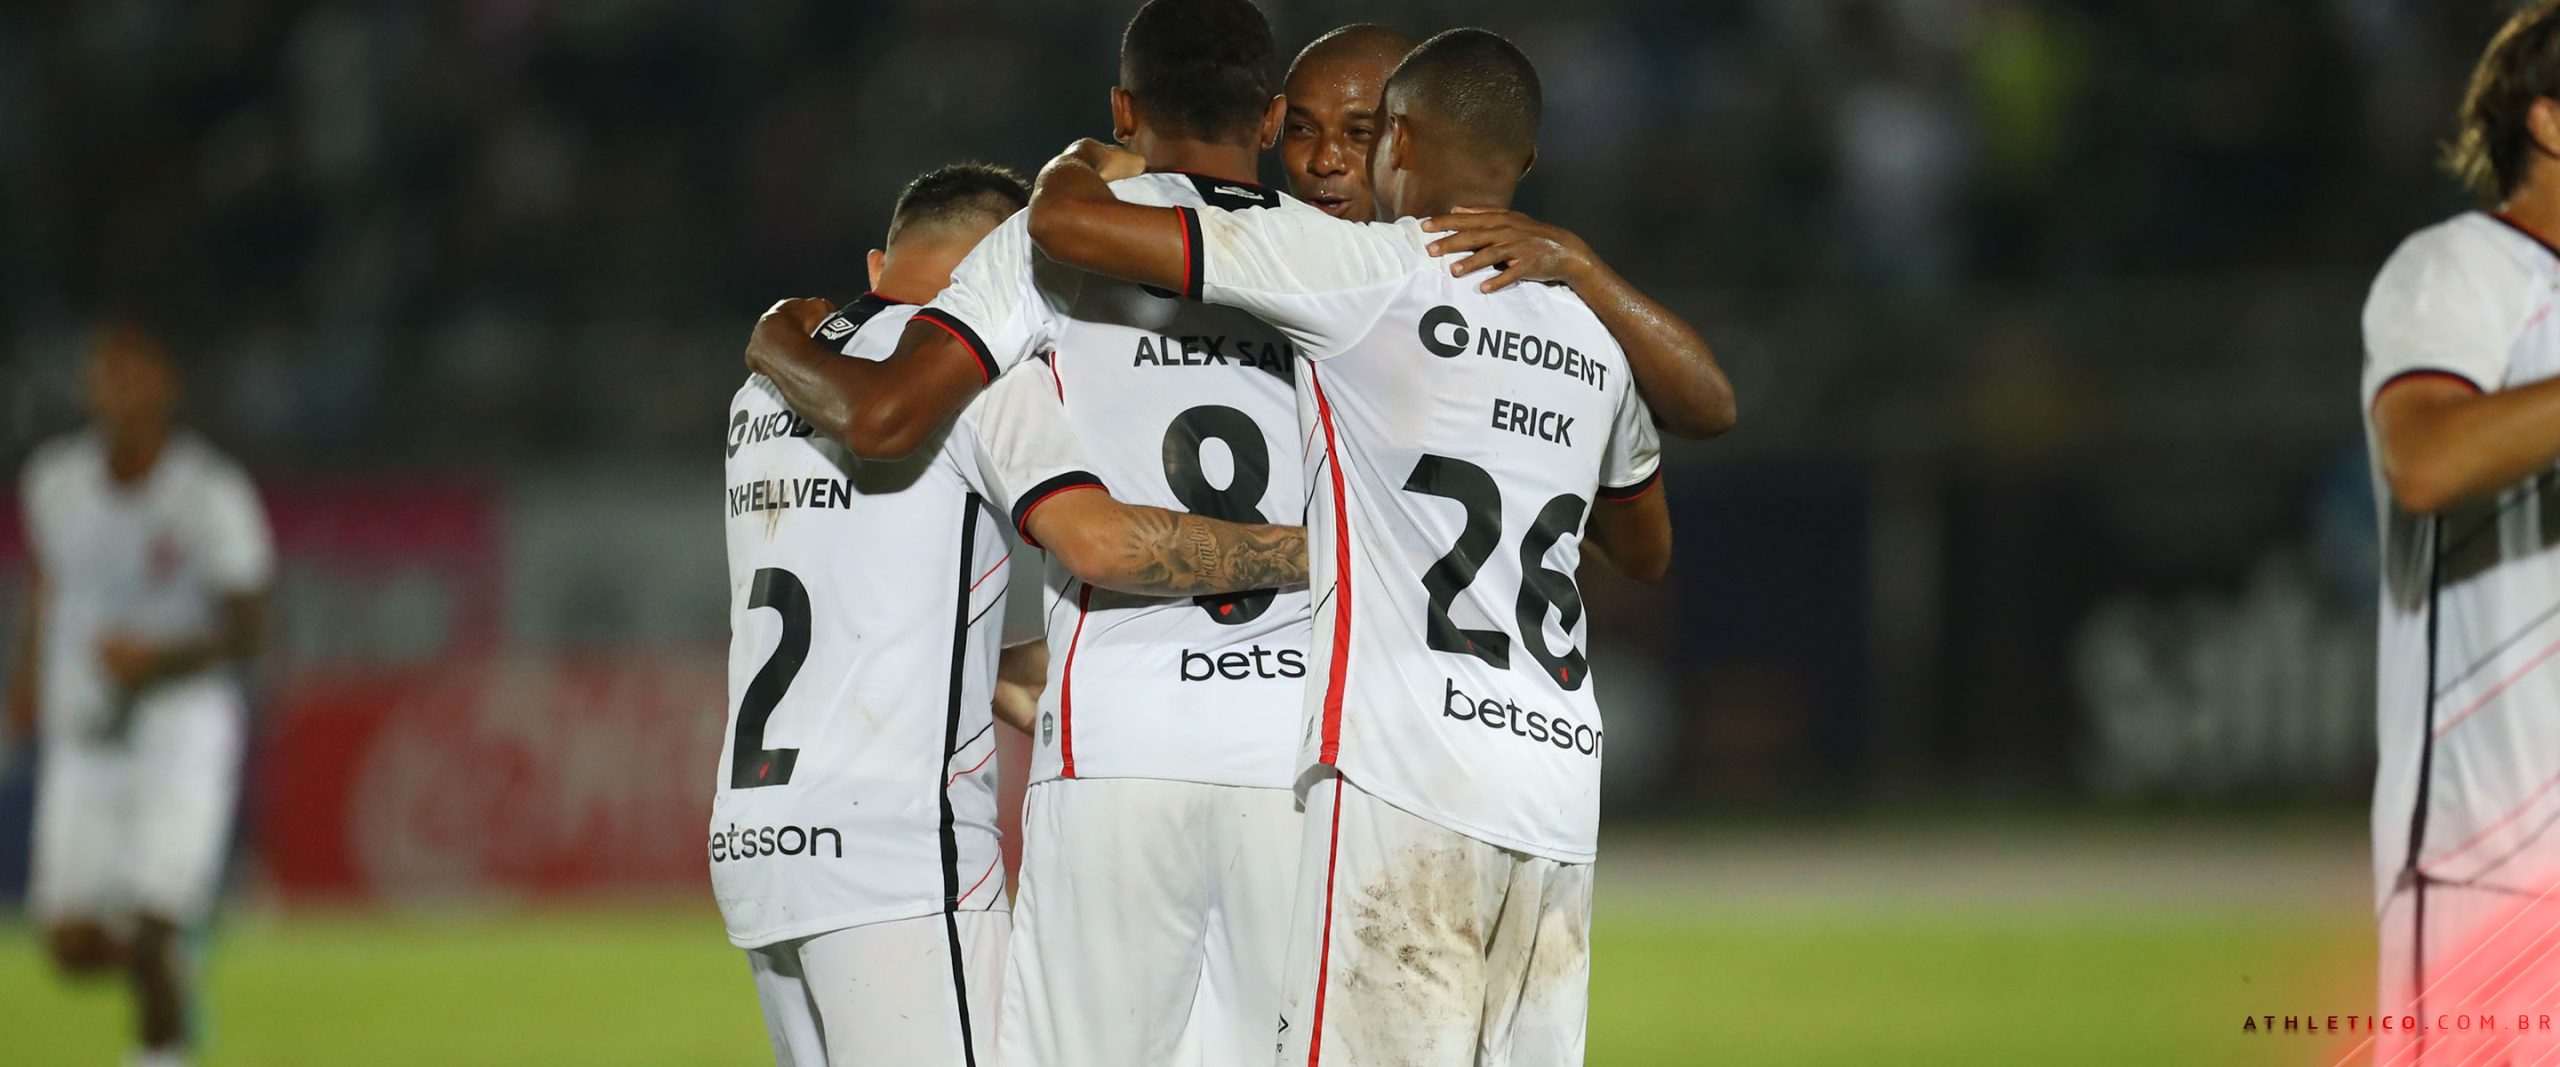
[1305,777,1347,1066]
[1309,368,1353,764]
[945,745,996,788]
[1059,583,1094,777]
[957,855,1001,907]
[916,313,996,384]
[969,551,1011,593]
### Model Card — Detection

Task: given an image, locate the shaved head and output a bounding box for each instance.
[1381,28,1541,168]
[1279,24,1415,219]
[1366,28,1542,220]
[1287,23,1412,83]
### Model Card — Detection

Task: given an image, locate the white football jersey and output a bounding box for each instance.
[923,173,1311,790]
[715,293,1099,948]
[2362,212,2560,911]
[1184,205,1661,863]
[21,431,273,739]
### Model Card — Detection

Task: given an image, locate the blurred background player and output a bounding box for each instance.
[1024,26,1672,1064]
[2363,2,2560,1060]
[1279,24,1736,440]
[9,325,272,1067]
[719,161,1306,1067]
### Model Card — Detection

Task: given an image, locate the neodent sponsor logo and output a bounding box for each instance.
[708,822,844,862]
[1415,304,1608,390]
[1442,678,1601,757]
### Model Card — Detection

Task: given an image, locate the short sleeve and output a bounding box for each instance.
[918,211,1057,383]
[2361,222,2532,409]
[1191,205,1420,360]
[955,361,1105,548]
[1598,387,1663,501]
[192,464,275,593]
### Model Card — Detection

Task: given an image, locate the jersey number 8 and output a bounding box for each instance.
[1162,404,1276,626]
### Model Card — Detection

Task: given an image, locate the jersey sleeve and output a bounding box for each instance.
[2361,222,2531,408]
[1597,386,1664,501]
[917,211,1057,383]
[193,464,276,593]
[955,360,1105,548]
[1190,206,1419,360]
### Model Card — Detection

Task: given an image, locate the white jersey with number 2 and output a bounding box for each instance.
[715,293,1099,948]
[1182,205,1662,863]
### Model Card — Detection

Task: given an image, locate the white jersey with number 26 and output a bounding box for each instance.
[715,293,1100,948]
[1183,206,1662,864]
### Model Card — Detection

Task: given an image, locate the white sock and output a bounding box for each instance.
[127,1047,190,1067]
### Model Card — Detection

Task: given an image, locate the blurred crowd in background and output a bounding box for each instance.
[0,0,2513,826]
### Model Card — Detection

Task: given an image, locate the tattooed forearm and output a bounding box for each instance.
[1101,506,1308,598]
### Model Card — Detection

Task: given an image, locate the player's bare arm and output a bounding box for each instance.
[1023,139,1191,291]
[1585,483,1673,583]
[1023,487,1307,598]
[743,297,991,461]
[1426,210,1737,438]
[99,590,268,696]
[7,565,38,740]
[2370,374,2560,512]
[993,641,1048,735]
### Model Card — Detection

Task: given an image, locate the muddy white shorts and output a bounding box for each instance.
[998,776,1300,1067]
[1276,771,1594,1067]
[748,909,1008,1067]
[29,683,245,927]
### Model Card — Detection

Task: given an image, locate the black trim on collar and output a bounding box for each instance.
[1178,171,1281,211]
[810,292,901,348]
[2491,213,2560,261]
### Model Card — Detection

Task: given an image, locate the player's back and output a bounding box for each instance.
[1186,209,1662,863]
[2361,211,2560,905]
[715,293,1011,948]
[926,173,1313,791]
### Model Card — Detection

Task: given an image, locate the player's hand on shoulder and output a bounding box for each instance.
[1423,208,1598,293]
[1060,138,1146,182]
[745,297,835,368]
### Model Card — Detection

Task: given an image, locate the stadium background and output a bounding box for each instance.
[0,0,2483,1063]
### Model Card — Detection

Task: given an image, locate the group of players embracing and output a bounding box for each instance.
[714,3,1735,1065]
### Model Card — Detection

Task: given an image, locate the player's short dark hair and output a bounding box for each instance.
[1120,0,1276,146]
[1381,28,1541,164]
[2448,0,2560,204]
[887,162,1029,245]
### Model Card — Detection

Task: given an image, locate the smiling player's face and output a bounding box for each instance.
[1280,52,1395,221]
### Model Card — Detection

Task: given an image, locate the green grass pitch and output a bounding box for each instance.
[0,895,2369,1065]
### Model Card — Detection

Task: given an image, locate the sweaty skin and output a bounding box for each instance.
[1281,26,1410,221]
[1277,27,1736,439]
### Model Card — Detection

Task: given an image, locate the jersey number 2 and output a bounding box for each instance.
[732,567,807,789]
[1403,454,1592,690]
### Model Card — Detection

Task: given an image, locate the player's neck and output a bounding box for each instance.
[103,425,168,485]
[1139,140,1263,186]
[1403,183,1514,221]
[2503,177,2560,248]
[868,248,954,305]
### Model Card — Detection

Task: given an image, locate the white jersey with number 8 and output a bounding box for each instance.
[922,173,1312,791]
[1184,206,1661,863]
